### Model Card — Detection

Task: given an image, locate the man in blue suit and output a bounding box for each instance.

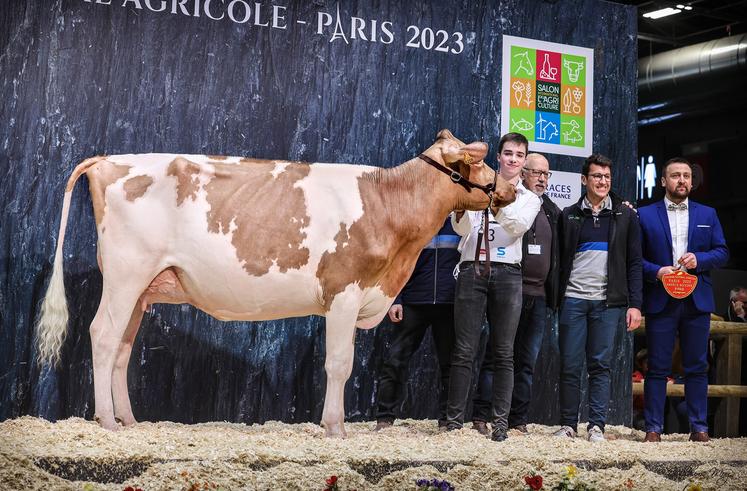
[638,157,728,442]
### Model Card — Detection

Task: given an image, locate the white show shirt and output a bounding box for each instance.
[451,181,541,265]
[664,196,689,266]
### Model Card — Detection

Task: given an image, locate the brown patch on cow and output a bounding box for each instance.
[123,175,153,201]
[167,157,201,206]
[204,161,311,276]
[86,162,132,227]
[315,171,442,310]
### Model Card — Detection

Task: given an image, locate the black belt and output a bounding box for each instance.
[462,261,521,270]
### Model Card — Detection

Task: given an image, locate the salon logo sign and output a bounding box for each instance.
[501,35,593,157]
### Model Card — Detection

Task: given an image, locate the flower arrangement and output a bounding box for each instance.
[415,478,455,491]
[523,464,597,491]
[551,465,594,491]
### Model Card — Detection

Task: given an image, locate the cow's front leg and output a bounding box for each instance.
[321,289,361,438]
[111,305,144,427]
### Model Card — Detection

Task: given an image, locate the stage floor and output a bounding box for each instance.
[1,417,745,490]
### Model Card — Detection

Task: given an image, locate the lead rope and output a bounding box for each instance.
[473,174,496,277]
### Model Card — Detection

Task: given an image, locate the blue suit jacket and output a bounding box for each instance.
[638,200,728,315]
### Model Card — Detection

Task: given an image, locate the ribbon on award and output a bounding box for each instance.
[662,268,698,299]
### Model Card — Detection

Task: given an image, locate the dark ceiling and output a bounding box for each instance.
[612,0,747,57]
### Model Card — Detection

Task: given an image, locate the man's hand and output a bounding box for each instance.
[388,304,403,323]
[656,265,677,280]
[626,307,642,331]
[678,252,697,270]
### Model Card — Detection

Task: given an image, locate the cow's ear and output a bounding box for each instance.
[443,141,488,166]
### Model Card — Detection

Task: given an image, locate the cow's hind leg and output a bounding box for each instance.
[111,305,144,426]
[90,279,151,431]
[321,289,361,438]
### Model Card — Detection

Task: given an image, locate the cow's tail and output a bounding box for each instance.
[37,156,106,367]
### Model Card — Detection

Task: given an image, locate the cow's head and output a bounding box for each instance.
[424,129,516,211]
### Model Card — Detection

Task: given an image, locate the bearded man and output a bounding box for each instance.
[638,157,729,442]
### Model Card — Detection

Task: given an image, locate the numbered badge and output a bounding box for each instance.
[662,270,698,299]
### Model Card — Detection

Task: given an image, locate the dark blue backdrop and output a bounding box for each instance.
[0,0,637,426]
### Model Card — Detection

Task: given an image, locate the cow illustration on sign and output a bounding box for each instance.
[563,59,584,83]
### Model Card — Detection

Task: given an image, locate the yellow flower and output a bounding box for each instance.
[566,464,577,478]
[686,483,702,491]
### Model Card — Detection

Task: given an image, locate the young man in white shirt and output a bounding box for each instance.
[445,132,541,441]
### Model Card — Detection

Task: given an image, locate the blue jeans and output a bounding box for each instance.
[644,298,710,434]
[473,294,548,427]
[447,262,522,431]
[558,297,623,432]
[509,295,548,427]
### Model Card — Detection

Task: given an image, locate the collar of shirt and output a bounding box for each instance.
[581,194,611,212]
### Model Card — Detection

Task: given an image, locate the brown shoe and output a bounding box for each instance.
[689,431,710,442]
[374,420,393,431]
[510,424,528,434]
[643,431,661,443]
[472,420,490,436]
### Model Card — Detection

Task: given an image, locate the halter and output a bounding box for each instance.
[418,153,498,277]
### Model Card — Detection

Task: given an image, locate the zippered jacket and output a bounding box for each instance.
[558,192,643,309]
[395,220,460,305]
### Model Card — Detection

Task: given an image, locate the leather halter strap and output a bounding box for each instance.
[418,153,498,277]
[417,153,496,197]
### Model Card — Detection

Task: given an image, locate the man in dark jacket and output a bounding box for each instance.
[554,153,642,442]
[471,153,561,435]
[374,219,460,430]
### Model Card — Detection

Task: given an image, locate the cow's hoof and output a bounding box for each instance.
[324,423,347,439]
[94,415,121,431]
[115,416,138,427]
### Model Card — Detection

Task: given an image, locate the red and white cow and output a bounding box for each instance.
[36,129,515,437]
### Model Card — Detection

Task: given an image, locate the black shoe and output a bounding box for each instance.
[472,420,490,436]
[374,420,393,431]
[491,428,508,442]
[446,422,462,432]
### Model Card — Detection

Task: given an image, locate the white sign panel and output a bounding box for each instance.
[545,170,583,210]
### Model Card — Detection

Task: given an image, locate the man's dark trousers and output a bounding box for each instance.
[376,304,455,425]
[447,262,522,430]
[473,294,548,426]
[644,297,710,434]
[509,294,548,427]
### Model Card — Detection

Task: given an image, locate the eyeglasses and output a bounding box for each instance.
[523,168,552,178]
[587,173,612,182]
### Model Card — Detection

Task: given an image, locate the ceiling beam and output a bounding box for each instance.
[638,32,681,45]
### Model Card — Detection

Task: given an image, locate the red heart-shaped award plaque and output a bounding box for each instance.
[662,270,698,299]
